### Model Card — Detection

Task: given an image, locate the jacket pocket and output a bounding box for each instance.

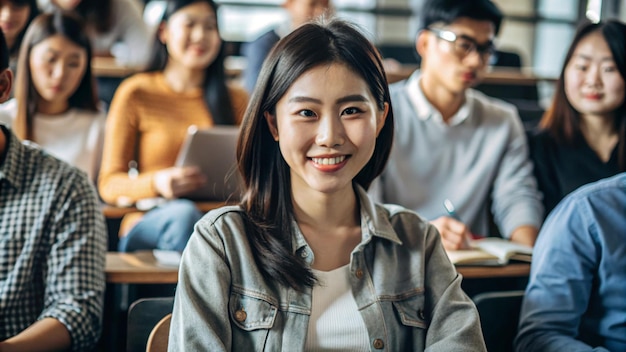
[229,291,278,331]
[392,292,429,329]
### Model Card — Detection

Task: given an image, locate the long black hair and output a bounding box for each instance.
[146,0,235,125]
[236,18,394,291]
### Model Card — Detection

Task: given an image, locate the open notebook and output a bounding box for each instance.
[175,125,243,201]
[446,237,533,266]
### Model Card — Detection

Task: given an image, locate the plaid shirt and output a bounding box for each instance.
[0,126,107,351]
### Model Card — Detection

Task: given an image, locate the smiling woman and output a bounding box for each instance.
[98,0,248,253]
[527,19,626,217]
[168,18,486,352]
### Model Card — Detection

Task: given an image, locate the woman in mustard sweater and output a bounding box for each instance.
[99,0,248,252]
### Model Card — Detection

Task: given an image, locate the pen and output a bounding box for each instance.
[443,198,461,220]
[443,199,481,240]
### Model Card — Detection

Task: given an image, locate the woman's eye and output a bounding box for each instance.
[574,64,587,71]
[342,107,362,115]
[602,66,617,73]
[298,109,316,118]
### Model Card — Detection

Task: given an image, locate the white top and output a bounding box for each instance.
[38,0,151,68]
[305,264,369,352]
[0,99,106,181]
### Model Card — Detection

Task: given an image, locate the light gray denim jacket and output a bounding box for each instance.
[169,186,486,351]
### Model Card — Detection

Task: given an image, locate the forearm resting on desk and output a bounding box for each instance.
[510,225,539,247]
[0,318,71,352]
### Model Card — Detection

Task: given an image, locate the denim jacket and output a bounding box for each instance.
[169,186,486,351]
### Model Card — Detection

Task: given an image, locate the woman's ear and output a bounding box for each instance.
[264,111,279,141]
[0,70,13,104]
[376,102,389,136]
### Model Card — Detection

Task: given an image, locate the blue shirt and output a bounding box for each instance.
[169,185,486,351]
[515,173,626,352]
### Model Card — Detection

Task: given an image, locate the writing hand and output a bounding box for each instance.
[431,216,473,250]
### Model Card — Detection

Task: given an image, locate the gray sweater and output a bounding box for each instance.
[372,71,543,238]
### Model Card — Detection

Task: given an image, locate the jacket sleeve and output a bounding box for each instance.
[422,224,487,351]
[168,217,232,351]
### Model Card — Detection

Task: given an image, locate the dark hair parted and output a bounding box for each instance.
[236,19,394,291]
[147,0,235,125]
[420,0,503,35]
[14,12,98,141]
[539,19,626,171]
[6,0,39,57]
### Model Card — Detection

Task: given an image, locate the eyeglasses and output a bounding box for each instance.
[426,27,496,60]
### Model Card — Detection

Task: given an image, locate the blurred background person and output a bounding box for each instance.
[0,0,38,81]
[0,12,104,183]
[528,19,626,217]
[98,0,247,253]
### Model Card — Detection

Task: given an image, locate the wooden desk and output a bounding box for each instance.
[92,56,137,77]
[102,201,233,218]
[106,251,178,284]
[105,251,530,284]
[457,263,530,279]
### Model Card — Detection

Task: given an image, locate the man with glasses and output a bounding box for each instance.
[372,0,543,250]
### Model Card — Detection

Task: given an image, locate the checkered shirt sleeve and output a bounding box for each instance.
[0,132,107,351]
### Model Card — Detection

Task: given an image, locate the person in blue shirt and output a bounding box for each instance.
[515,173,626,352]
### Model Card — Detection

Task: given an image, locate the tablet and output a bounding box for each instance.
[175,125,243,201]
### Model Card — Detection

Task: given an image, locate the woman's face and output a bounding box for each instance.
[159,1,222,71]
[564,30,625,119]
[0,0,31,48]
[29,34,88,106]
[266,62,388,197]
[52,0,82,10]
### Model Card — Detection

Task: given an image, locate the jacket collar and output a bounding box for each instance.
[291,184,402,255]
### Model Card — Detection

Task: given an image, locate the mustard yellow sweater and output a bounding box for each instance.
[99,71,248,205]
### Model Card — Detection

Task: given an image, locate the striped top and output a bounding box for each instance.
[98,71,248,205]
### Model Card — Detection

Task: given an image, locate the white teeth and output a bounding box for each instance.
[312,156,346,165]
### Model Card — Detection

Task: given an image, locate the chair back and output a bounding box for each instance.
[473,290,525,352]
[146,313,172,352]
[127,297,174,352]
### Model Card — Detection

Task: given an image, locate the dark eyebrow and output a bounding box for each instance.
[336,94,368,104]
[288,95,368,105]
[288,96,322,104]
